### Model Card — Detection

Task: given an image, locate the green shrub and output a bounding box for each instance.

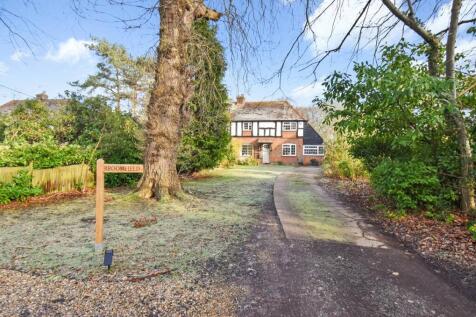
[371,160,442,212]
[237,157,260,166]
[0,141,92,169]
[323,136,367,180]
[219,143,237,168]
[468,222,476,240]
[0,170,43,204]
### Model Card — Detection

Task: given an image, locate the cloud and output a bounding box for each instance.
[290,80,325,106]
[45,38,93,64]
[0,62,8,75]
[10,50,31,62]
[425,0,474,34]
[305,0,404,55]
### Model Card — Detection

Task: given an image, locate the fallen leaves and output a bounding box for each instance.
[131,215,158,228]
[318,176,476,290]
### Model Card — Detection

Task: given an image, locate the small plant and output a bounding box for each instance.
[385,209,406,220]
[424,211,455,223]
[468,222,476,240]
[237,157,260,166]
[0,170,43,204]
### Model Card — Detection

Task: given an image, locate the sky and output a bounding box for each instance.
[0,0,475,107]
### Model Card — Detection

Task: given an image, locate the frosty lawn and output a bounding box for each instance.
[0,166,292,279]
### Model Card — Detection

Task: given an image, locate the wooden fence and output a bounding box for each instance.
[0,164,94,193]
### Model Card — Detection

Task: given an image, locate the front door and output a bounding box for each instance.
[262,144,270,164]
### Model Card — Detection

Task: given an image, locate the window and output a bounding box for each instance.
[304,145,325,156]
[303,145,318,155]
[318,145,325,155]
[243,122,252,131]
[241,144,253,157]
[282,121,297,131]
[282,144,296,156]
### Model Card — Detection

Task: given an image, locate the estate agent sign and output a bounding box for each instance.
[95,159,144,250]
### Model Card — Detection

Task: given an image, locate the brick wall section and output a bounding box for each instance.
[233,137,323,165]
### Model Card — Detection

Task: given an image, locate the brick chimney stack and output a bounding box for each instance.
[35,92,48,101]
[236,95,245,106]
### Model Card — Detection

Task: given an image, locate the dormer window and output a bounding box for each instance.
[243,122,252,131]
[282,121,297,131]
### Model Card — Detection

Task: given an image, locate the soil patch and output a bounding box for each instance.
[0,189,93,210]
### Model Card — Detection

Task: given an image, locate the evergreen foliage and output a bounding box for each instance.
[317,42,473,213]
[178,19,230,174]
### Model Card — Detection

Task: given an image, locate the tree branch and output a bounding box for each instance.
[436,17,476,36]
[381,0,438,46]
[194,3,222,21]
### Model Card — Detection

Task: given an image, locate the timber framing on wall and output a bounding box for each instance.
[231,120,306,138]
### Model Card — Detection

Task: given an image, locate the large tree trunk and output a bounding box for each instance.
[137,0,221,200]
[445,0,475,212]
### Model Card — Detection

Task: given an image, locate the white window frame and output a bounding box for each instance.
[243,122,252,131]
[303,145,319,156]
[282,144,296,156]
[282,121,297,131]
[241,144,253,157]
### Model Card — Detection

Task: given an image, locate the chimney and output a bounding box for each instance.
[36,92,48,101]
[236,95,245,106]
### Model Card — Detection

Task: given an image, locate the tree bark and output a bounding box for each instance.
[445,0,475,212]
[381,0,441,76]
[137,0,221,199]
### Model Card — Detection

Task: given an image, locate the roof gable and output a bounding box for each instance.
[303,123,324,145]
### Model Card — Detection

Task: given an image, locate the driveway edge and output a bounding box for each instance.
[273,173,310,240]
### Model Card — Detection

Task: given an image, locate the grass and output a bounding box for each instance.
[0,165,292,279]
[286,174,354,242]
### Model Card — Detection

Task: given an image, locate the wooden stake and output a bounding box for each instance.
[95,159,105,250]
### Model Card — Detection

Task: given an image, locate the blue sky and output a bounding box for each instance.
[0,0,475,107]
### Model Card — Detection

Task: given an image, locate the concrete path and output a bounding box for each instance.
[274,167,386,248]
[236,166,476,316]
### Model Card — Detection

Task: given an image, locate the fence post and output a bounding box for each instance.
[95,159,105,251]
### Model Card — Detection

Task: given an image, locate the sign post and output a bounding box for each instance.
[95,159,144,250]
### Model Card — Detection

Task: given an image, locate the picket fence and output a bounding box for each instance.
[0,164,94,193]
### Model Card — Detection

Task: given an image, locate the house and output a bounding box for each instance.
[230,96,325,165]
[0,92,68,115]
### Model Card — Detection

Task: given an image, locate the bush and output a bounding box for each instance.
[322,137,367,180]
[237,157,260,166]
[0,141,92,169]
[0,170,43,204]
[371,160,442,212]
[64,97,143,187]
[219,143,237,168]
[468,222,476,240]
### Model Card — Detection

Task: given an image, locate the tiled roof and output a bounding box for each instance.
[303,123,324,145]
[231,100,305,121]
